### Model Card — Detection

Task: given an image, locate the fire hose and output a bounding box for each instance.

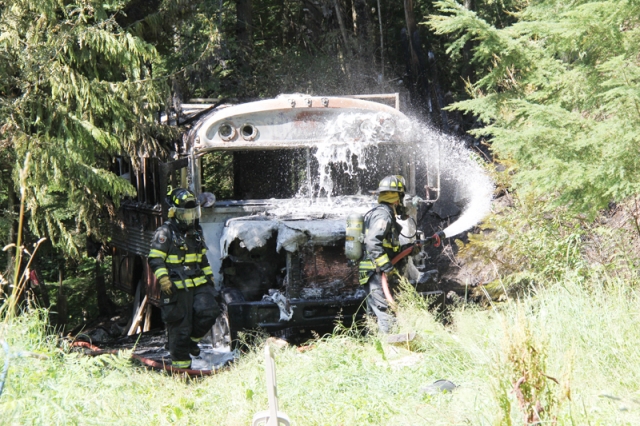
[381,231,445,304]
[70,341,219,377]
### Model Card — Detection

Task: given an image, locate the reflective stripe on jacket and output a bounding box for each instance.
[148,219,214,290]
[358,203,401,284]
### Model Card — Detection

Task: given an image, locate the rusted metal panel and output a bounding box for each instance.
[110,226,155,257]
[111,202,162,298]
[111,249,139,294]
[111,246,159,303]
[300,245,358,294]
[111,204,162,256]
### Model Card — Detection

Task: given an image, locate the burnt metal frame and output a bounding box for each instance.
[112,94,420,344]
[226,297,366,343]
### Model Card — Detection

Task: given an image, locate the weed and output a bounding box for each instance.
[2,275,640,424]
[493,307,567,424]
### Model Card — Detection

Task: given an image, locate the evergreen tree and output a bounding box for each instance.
[430,0,640,216]
[0,0,171,256]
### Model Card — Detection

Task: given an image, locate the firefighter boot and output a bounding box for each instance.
[189,338,201,357]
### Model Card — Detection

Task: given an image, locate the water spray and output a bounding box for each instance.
[273,110,493,239]
[411,123,493,240]
[313,112,398,197]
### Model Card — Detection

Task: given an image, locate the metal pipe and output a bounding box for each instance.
[0,340,9,399]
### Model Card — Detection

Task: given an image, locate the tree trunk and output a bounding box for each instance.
[6,182,18,277]
[236,0,253,47]
[462,0,475,82]
[333,0,351,55]
[277,0,285,47]
[403,0,419,75]
[236,0,254,92]
[426,43,449,132]
[95,258,115,317]
[377,0,385,82]
[351,0,370,40]
[351,0,376,74]
[56,266,68,332]
[403,0,423,105]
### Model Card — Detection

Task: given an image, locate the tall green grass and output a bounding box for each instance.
[2,276,640,425]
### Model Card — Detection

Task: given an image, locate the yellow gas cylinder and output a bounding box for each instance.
[345,213,364,260]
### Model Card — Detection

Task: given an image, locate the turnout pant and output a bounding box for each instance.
[160,283,220,364]
[364,273,397,334]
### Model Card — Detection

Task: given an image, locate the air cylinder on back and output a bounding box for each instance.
[345,213,364,260]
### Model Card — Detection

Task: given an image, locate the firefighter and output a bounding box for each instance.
[358,175,409,333]
[148,187,221,369]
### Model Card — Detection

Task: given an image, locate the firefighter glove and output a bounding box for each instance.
[401,243,422,256]
[380,261,394,273]
[159,276,173,295]
[386,269,401,287]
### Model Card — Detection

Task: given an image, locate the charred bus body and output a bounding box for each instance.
[111,94,427,347]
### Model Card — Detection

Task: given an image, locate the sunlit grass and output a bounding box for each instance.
[2,276,640,425]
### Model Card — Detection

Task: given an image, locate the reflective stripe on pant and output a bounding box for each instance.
[161,283,221,364]
[363,273,397,334]
[358,259,376,285]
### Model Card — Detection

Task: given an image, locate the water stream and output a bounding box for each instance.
[310,113,494,238]
[314,111,400,197]
[266,111,493,237]
[410,121,494,238]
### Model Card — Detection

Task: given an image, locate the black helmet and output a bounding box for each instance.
[372,175,406,194]
[166,187,200,225]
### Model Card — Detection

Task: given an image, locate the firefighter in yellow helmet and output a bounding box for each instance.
[148,187,220,369]
[358,175,409,333]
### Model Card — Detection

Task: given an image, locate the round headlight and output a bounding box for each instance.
[218,123,236,141]
[240,123,258,141]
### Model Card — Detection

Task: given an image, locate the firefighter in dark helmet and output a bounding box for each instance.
[148,187,221,369]
[358,175,409,333]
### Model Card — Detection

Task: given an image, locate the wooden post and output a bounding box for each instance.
[128,295,148,336]
[143,304,153,332]
[123,283,141,336]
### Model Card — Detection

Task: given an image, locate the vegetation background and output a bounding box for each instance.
[2,0,640,423]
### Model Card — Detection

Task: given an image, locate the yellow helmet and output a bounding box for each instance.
[372,175,406,194]
[166,187,200,225]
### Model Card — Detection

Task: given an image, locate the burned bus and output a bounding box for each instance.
[111,93,429,347]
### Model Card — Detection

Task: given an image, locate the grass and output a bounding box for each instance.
[2,277,640,425]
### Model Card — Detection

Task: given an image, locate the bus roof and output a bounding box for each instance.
[187,94,414,153]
